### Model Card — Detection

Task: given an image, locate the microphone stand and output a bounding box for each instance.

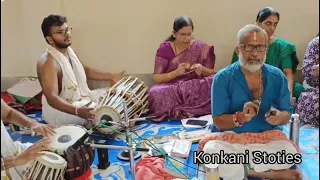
[124,101,136,179]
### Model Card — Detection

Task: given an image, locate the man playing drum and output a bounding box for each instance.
[198,24,302,180]
[1,99,55,180]
[37,14,125,128]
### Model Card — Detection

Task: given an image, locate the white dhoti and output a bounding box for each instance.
[42,96,88,127]
[42,89,107,128]
[41,46,107,128]
[1,120,33,180]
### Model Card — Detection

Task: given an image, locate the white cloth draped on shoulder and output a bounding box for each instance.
[41,45,100,127]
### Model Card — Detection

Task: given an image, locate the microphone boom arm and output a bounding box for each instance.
[88,143,148,152]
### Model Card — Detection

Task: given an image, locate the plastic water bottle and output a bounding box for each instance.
[205,164,219,180]
[289,114,300,147]
[1,170,9,180]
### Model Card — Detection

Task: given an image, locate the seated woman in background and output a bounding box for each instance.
[295,34,319,125]
[148,15,216,122]
[231,7,304,106]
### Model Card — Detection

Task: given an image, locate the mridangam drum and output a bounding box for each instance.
[95,76,149,135]
[25,151,67,180]
[49,125,94,180]
[94,106,122,134]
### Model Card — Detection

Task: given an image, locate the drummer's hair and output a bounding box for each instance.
[41,14,68,43]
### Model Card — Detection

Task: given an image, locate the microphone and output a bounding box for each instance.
[65,129,94,156]
[135,147,149,152]
[128,116,157,122]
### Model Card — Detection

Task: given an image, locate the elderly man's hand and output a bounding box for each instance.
[265,107,282,125]
[242,101,259,122]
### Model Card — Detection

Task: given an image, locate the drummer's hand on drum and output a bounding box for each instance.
[77,107,96,121]
[31,122,56,138]
[13,138,51,166]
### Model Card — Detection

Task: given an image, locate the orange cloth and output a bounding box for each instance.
[198,130,299,152]
[135,157,179,180]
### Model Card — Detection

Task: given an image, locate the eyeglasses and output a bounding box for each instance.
[176,32,195,38]
[50,27,72,36]
[239,44,268,52]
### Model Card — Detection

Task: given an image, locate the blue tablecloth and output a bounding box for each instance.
[8,111,319,180]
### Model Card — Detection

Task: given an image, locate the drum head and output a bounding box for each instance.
[50,125,87,154]
[95,106,122,134]
[38,151,67,167]
[95,106,121,125]
[26,151,67,180]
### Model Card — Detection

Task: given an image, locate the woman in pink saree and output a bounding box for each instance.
[148,16,216,122]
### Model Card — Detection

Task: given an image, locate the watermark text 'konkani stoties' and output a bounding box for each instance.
[194,150,302,164]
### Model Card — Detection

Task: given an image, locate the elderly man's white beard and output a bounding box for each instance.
[239,53,266,73]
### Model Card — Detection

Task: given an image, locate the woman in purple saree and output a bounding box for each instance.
[295,35,319,126]
[148,16,216,122]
